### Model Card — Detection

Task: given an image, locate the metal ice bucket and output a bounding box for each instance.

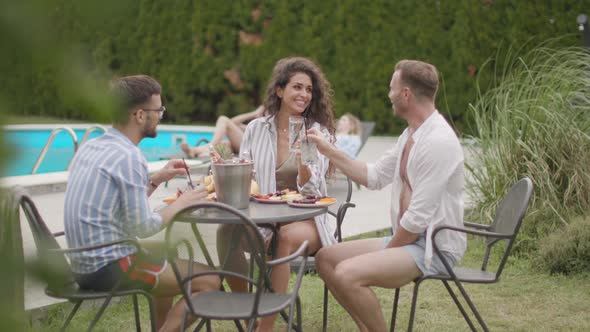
[211,161,253,209]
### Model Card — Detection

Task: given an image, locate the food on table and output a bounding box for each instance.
[281,193,304,201]
[292,197,318,204]
[204,175,215,193]
[163,188,184,204]
[206,175,259,196]
[253,189,300,201]
[250,180,260,196]
[291,195,335,205]
[318,197,337,204]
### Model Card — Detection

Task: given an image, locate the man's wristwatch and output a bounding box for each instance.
[148,179,159,189]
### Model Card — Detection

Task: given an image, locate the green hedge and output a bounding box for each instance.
[3,0,588,135]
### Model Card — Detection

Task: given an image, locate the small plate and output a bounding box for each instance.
[253,197,287,204]
[287,199,337,208]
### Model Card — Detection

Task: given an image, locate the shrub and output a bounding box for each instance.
[537,215,590,274]
[466,45,590,255]
[3,1,588,135]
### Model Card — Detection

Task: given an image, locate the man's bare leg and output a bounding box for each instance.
[330,247,421,332]
[257,220,321,332]
[316,238,384,331]
[153,296,173,331]
[154,259,220,332]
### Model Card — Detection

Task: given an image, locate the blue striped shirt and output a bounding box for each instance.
[64,128,163,274]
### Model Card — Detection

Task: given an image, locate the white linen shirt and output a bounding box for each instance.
[366,111,466,268]
[240,115,337,246]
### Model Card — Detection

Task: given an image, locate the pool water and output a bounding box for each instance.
[3,128,213,177]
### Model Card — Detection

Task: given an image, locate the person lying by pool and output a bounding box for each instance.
[180,105,264,158]
[64,74,220,332]
[335,112,362,159]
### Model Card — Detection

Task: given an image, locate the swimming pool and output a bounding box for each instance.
[3,125,213,177]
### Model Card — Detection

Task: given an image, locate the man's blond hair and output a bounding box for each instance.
[395,60,439,101]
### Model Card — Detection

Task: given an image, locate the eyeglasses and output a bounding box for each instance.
[142,105,166,119]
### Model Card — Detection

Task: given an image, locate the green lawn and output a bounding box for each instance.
[26,235,590,332]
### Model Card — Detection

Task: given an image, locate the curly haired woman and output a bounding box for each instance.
[217,56,337,331]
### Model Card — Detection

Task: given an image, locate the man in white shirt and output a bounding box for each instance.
[308,60,466,332]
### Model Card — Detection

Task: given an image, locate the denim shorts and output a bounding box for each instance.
[383,235,456,276]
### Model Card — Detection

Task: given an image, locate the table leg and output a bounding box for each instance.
[190,223,246,332]
[190,223,216,267]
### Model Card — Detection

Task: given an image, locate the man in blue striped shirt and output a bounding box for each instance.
[64,75,219,332]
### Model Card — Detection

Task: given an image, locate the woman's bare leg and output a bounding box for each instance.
[216,224,250,292]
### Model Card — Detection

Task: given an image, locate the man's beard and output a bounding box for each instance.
[142,123,157,138]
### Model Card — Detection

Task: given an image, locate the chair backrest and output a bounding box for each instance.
[167,202,274,319]
[326,176,355,242]
[15,188,75,289]
[483,178,533,276]
[326,176,353,214]
[357,121,376,156]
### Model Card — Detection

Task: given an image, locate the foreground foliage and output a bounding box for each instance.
[467,45,590,259]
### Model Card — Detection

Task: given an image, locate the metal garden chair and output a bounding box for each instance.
[358,121,376,157]
[287,176,356,332]
[165,202,309,332]
[321,176,356,331]
[389,177,534,332]
[15,187,156,332]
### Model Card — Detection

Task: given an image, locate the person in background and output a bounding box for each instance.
[64,75,220,332]
[217,56,337,332]
[335,112,362,159]
[180,105,264,158]
[308,60,466,332]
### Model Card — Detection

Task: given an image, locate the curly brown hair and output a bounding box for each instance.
[262,57,336,136]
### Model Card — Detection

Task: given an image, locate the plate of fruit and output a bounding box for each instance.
[253,189,303,204]
[287,196,337,208]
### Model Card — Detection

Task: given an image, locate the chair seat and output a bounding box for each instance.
[428,267,497,283]
[190,291,293,320]
[454,267,497,282]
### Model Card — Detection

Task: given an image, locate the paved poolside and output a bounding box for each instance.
[13,135,474,311]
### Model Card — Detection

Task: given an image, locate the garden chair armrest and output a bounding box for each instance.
[49,238,142,254]
[337,202,356,226]
[432,225,512,241]
[267,241,309,267]
[463,221,492,230]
